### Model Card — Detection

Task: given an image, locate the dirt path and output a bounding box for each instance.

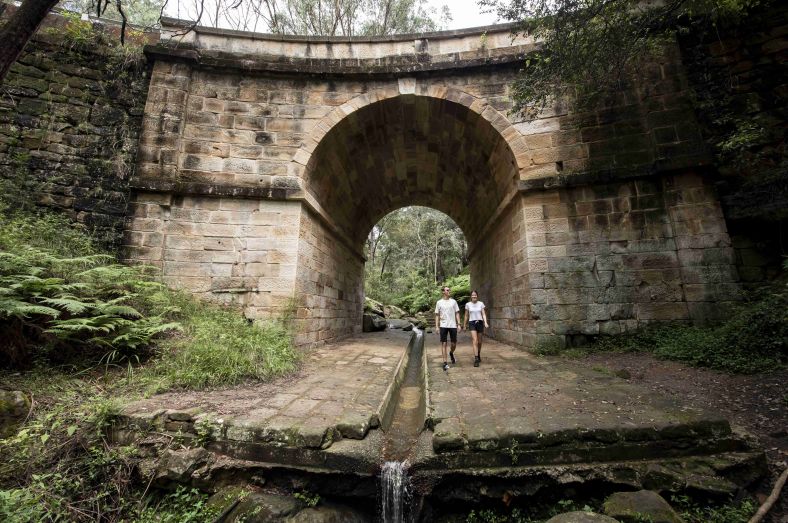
[579,351,788,521]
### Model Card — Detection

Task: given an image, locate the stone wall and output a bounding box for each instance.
[471,171,737,348]
[0,7,155,246]
[470,198,531,347]
[294,209,364,346]
[125,192,302,316]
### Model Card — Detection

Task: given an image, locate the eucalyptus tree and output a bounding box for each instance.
[364,207,467,305]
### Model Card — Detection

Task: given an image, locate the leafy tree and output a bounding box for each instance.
[364,207,468,310]
[479,0,766,115]
[173,0,451,35]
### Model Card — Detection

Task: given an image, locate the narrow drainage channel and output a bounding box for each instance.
[381,328,426,461]
[379,328,426,523]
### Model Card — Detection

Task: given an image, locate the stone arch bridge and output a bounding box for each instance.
[126,19,738,348]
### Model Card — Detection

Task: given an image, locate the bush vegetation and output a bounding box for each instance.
[588,279,787,373]
[0,206,299,388]
[0,205,299,520]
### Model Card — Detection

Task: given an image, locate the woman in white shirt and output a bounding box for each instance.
[463,290,489,367]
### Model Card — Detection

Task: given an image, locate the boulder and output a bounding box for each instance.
[383,304,407,319]
[363,297,384,317]
[547,512,621,523]
[208,486,300,522]
[362,313,386,332]
[387,319,412,330]
[603,490,683,523]
[286,502,369,522]
[154,447,214,485]
[0,390,30,438]
[406,316,428,329]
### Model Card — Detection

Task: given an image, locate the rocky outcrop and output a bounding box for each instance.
[362,313,386,332]
[0,390,30,438]
[206,486,370,522]
[603,490,683,523]
[547,512,620,523]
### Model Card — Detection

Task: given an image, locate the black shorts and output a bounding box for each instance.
[469,320,485,333]
[439,327,457,343]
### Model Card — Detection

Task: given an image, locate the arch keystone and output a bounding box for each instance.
[398,77,417,95]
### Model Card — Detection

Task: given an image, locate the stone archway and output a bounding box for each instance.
[291,93,524,345]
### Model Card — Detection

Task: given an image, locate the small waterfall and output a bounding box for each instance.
[380,461,412,523]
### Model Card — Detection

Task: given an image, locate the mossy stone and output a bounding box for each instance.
[603,490,683,523]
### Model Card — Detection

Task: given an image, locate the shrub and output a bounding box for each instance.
[591,283,787,373]
[139,292,298,392]
[395,273,471,314]
[0,243,180,366]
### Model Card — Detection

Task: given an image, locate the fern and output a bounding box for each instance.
[0,222,181,366]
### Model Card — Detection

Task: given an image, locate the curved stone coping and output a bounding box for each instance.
[159,16,534,64]
[145,41,533,75]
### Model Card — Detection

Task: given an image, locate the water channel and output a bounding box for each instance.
[379,328,425,522]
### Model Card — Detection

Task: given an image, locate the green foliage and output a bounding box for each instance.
[133,486,217,522]
[671,494,756,523]
[480,0,767,116]
[1,207,298,391]
[591,284,787,373]
[0,222,182,366]
[365,207,469,314]
[138,292,298,392]
[395,273,471,314]
[294,490,321,507]
[0,369,220,522]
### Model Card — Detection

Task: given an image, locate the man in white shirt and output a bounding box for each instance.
[434,285,461,371]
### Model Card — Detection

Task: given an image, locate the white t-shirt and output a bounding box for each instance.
[435,298,460,328]
[465,301,485,322]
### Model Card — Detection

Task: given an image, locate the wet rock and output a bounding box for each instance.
[547,512,621,523]
[208,486,300,522]
[286,502,370,522]
[0,390,30,438]
[387,319,412,329]
[603,490,683,523]
[384,304,407,319]
[406,316,428,329]
[362,313,386,332]
[154,447,214,485]
[363,297,384,317]
[403,323,414,331]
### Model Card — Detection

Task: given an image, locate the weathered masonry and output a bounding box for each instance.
[126,19,740,348]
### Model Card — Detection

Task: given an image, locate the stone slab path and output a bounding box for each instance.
[421,330,737,464]
[120,328,750,476]
[121,330,411,451]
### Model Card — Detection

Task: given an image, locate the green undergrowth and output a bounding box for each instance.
[0,207,298,521]
[138,291,297,392]
[559,277,787,374]
[0,206,299,390]
[464,495,756,522]
[0,367,219,522]
[395,273,471,314]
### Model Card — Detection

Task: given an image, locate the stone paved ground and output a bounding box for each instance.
[121,330,410,448]
[423,330,729,455]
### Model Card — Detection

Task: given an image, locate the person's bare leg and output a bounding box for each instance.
[470,330,479,357]
[477,332,483,359]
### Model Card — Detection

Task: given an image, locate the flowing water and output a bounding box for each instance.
[379,328,425,522]
[380,460,412,523]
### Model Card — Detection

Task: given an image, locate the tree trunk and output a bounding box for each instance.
[0,0,60,84]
